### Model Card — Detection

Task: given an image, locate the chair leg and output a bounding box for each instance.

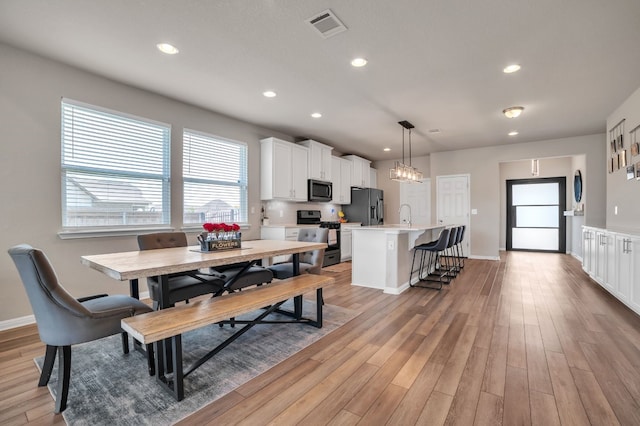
[38,345,57,386]
[121,332,129,354]
[55,346,71,413]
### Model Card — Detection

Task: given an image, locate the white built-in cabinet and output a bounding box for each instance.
[342,155,371,187]
[369,168,377,189]
[298,139,333,181]
[260,137,308,202]
[582,226,640,316]
[331,156,352,204]
[340,223,360,261]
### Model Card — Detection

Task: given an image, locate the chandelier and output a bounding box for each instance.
[390,120,423,182]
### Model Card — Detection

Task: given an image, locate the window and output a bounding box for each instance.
[183,130,248,225]
[61,99,171,230]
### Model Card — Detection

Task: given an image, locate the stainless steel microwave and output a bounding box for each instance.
[307,179,332,202]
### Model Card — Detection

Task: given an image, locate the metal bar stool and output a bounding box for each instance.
[409,228,452,290]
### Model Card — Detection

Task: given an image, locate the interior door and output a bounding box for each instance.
[400,179,431,225]
[437,175,470,256]
[506,177,566,252]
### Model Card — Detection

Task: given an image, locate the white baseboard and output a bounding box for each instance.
[469,255,501,261]
[0,315,36,331]
[0,291,150,332]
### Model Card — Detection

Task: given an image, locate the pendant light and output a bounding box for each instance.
[389,120,423,183]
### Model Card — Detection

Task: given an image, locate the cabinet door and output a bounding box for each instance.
[351,159,363,187]
[272,141,292,199]
[594,231,607,284]
[369,168,377,189]
[331,156,341,203]
[341,231,352,261]
[582,229,593,274]
[320,145,332,181]
[628,237,640,314]
[615,235,632,303]
[291,144,308,201]
[307,143,323,180]
[604,233,617,293]
[362,161,371,187]
[340,159,352,204]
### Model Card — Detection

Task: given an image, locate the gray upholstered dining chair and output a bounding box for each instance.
[7,244,154,413]
[268,227,328,279]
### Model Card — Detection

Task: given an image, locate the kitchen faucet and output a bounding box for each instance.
[399,204,412,226]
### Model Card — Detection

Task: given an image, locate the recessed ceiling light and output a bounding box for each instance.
[508,131,519,136]
[428,129,441,134]
[383,148,391,152]
[503,64,521,73]
[311,112,322,118]
[503,106,524,118]
[351,57,368,67]
[263,91,277,98]
[156,43,179,55]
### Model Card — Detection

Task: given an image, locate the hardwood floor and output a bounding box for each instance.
[2,252,640,425]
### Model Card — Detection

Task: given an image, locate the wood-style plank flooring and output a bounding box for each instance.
[2,252,640,425]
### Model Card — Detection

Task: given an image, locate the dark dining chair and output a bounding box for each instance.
[268,228,328,279]
[7,244,154,413]
[137,232,226,309]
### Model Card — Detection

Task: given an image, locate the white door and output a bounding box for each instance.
[399,179,431,225]
[437,174,470,256]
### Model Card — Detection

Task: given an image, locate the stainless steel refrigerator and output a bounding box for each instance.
[343,187,384,226]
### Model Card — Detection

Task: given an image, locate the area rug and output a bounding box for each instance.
[34,300,359,425]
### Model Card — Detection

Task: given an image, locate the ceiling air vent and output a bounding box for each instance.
[306,9,347,39]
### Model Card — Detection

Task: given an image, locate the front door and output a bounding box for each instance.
[506,177,566,252]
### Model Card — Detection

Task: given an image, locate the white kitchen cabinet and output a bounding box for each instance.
[340,223,360,261]
[331,156,353,204]
[261,137,308,202]
[298,139,333,181]
[581,227,595,277]
[342,155,371,187]
[604,232,617,294]
[370,168,377,189]
[626,236,640,313]
[594,230,610,285]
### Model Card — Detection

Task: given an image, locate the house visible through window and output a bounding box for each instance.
[61,99,171,229]
[183,130,248,225]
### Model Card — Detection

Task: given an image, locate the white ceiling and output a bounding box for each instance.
[1,0,640,161]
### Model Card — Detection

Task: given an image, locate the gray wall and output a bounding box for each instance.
[607,86,640,234]
[0,42,294,322]
[430,134,606,259]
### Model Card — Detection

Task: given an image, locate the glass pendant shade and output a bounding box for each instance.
[388,121,423,183]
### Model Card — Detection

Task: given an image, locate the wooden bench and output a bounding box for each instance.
[121,273,334,400]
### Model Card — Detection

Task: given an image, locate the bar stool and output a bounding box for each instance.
[409,228,452,290]
[454,225,466,271]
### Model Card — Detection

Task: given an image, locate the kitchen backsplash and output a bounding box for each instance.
[263,200,342,224]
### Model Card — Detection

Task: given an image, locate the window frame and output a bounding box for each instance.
[182,128,249,230]
[59,98,172,238]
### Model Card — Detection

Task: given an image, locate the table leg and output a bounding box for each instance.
[292,253,302,319]
[157,275,173,373]
[129,278,139,299]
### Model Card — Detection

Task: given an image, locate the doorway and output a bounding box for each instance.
[506,177,566,252]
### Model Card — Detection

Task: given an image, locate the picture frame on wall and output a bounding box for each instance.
[618,134,624,150]
[636,162,640,180]
[627,164,635,180]
[611,140,617,154]
[610,157,615,173]
[631,142,639,157]
[619,150,627,168]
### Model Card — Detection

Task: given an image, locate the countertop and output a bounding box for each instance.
[352,223,445,234]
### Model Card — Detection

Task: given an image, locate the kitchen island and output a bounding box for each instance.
[351,224,446,294]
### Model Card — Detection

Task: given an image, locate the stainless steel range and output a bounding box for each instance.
[297,210,341,267]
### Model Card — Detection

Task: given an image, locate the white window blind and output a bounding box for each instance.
[183,130,248,225]
[61,99,171,230]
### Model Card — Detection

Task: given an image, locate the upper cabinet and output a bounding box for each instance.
[370,168,377,189]
[298,139,333,181]
[260,137,308,202]
[342,155,371,187]
[331,156,353,204]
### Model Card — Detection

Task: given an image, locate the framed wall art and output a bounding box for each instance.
[627,164,635,180]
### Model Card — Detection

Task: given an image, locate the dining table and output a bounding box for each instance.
[81,238,327,309]
[81,238,328,377]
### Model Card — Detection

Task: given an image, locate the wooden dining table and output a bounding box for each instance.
[81,239,328,377]
[81,238,327,309]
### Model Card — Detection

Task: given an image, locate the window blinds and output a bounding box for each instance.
[183,130,248,225]
[61,99,171,229]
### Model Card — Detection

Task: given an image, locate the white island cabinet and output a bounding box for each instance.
[351,224,445,294]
